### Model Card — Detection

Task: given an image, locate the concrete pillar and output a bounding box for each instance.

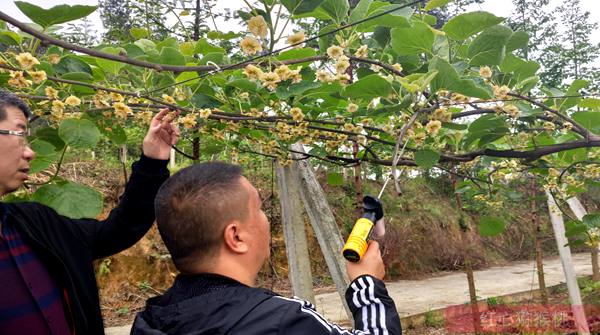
[546,191,590,334]
[290,143,352,320]
[276,164,315,304]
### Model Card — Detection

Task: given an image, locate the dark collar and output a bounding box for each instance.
[159,273,247,305]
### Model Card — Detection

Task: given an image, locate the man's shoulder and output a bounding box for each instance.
[3,201,56,218]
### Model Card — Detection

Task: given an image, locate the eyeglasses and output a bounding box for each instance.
[0,129,29,147]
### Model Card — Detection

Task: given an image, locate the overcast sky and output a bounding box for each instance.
[2,0,599,50]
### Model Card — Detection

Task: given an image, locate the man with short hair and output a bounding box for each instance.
[0,89,179,334]
[132,162,402,335]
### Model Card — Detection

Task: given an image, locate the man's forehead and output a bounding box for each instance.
[4,106,28,124]
[240,176,260,200]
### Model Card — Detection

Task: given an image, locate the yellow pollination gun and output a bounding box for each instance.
[342,195,384,262]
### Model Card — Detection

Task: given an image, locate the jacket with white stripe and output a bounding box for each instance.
[131,273,402,335]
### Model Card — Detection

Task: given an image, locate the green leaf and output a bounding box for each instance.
[429,57,492,99]
[327,172,344,186]
[506,31,529,51]
[398,71,438,93]
[463,114,509,148]
[319,0,350,23]
[195,39,225,55]
[499,54,539,83]
[191,93,220,109]
[180,42,196,56]
[200,52,227,65]
[35,127,65,150]
[203,141,225,155]
[54,55,92,75]
[342,74,392,100]
[227,78,259,92]
[583,214,600,228]
[433,35,450,60]
[414,149,440,168]
[175,71,201,86]
[572,112,600,135]
[356,3,413,31]
[468,114,505,132]
[281,0,325,15]
[373,26,391,47]
[276,81,321,100]
[579,98,600,111]
[32,181,103,219]
[442,11,504,40]
[160,47,186,66]
[467,25,512,66]
[156,37,179,51]
[424,0,451,11]
[134,39,156,52]
[558,79,589,112]
[15,1,97,28]
[349,0,372,22]
[565,220,587,237]
[276,48,317,68]
[478,216,506,236]
[60,72,94,82]
[95,47,126,75]
[0,31,22,45]
[130,27,149,39]
[391,22,435,56]
[29,140,60,174]
[104,123,127,145]
[206,31,240,40]
[58,118,101,149]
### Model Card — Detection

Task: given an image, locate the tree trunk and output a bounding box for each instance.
[530,180,548,304]
[534,234,549,304]
[193,0,201,41]
[353,141,363,219]
[451,171,480,332]
[593,248,600,282]
[466,265,482,333]
[193,136,200,163]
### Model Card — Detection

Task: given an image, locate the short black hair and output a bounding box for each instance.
[0,89,31,121]
[155,162,249,273]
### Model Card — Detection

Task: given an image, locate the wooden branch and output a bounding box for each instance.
[508,92,599,141]
[448,140,600,162]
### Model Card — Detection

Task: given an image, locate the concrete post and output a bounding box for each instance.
[546,191,590,334]
[276,164,315,304]
[170,148,176,169]
[567,197,588,219]
[290,143,352,320]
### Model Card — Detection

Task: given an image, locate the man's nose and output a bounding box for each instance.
[23,145,36,161]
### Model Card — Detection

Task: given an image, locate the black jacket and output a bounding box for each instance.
[0,155,169,335]
[131,273,402,335]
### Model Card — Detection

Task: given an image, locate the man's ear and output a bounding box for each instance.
[223,221,248,254]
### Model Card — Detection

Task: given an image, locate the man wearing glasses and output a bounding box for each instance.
[0,89,179,335]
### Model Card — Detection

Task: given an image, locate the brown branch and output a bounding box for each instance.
[508,92,599,141]
[446,140,600,162]
[452,108,496,119]
[349,56,404,77]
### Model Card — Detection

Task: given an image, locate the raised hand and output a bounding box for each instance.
[142,108,180,160]
[346,240,385,282]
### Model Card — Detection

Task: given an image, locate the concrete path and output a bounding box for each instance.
[106,253,593,335]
